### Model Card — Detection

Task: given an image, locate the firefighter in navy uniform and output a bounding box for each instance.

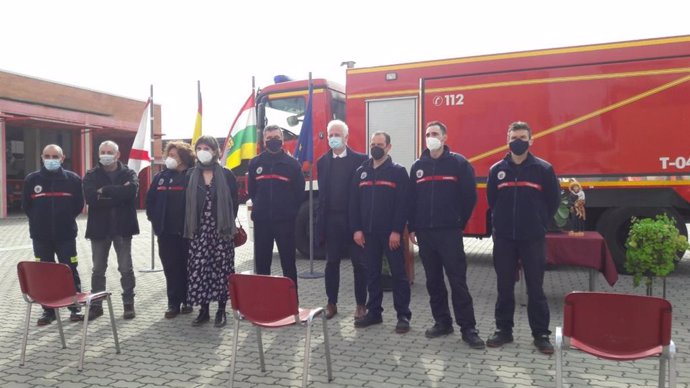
[22,144,85,325]
[350,131,412,334]
[408,121,485,349]
[248,125,305,288]
[485,121,561,354]
[146,141,195,319]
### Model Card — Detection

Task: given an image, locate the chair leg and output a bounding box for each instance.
[668,340,676,388]
[256,326,265,372]
[321,312,333,382]
[55,308,66,349]
[303,321,312,388]
[79,303,91,372]
[229,319,240,388]
[20,303,32,366]
[555,327,563,388]
[106,296,120,354]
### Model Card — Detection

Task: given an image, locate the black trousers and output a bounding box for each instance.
[493,236,550,337]
[33,239,81,312]
[417,228,477,332]
[254,219,298,288]
[157,234,190,308]
[324,213,367,306]
[363,231,411,320]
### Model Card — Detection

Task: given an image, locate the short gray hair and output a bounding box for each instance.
[99,140,119,152]
[42,144,64,157]
[327,119,349,137]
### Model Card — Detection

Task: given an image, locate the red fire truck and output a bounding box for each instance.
[244,35,690,272]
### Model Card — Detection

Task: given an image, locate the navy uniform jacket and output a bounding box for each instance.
[83,161,140,239]
[316,146,367,241]
[248,150,305,222]
[486,152,560,241]
[23,167,84,241]
[408,146,477,232]
[349,157,408,234]
[145,168,189,237]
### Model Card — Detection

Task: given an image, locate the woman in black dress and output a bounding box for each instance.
[184,136,239,327]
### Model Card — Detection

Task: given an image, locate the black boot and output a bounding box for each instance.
[214,302,227,328]
[192,304,210,326]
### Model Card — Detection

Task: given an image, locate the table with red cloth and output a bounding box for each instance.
[545,231,619,290]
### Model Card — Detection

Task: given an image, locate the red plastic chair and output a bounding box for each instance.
[228,273,333,388]
[555,292,676,387]
[17,261,120,371]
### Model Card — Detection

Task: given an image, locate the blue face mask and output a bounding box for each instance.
[43,159,61,171]
[328,136,343,150]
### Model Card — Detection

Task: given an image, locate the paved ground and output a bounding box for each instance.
[0,206,688,387]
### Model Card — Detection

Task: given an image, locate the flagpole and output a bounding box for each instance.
[299,73,323,279]
[140,84,163,273]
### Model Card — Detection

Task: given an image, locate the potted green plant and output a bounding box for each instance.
[624,214,689,296]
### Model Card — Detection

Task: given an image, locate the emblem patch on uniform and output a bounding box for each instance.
[360,171,367,180]
[158,178,164,185]
[416,169,424,178]
[34,185,42,194]
[256,166,263,175]
[497,171,506,180]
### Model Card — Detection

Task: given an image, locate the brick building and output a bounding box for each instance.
[0,70,162,217]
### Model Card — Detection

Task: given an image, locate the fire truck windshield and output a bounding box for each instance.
[264,97,305,139]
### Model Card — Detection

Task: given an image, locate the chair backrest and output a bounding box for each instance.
[228,274,299,324]
[17,261,77,304]
[563,292,672,360]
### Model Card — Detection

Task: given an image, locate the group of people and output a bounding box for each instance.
[23,118,560,354]
[316,119,560,355]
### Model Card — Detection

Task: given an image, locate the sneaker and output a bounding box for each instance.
[354,313,383,328]
[486,330,514,347]
[123,304,136,320]
[425,323,454,339]
[37,310,56,326]
[87,306,104,321]
[395,317,410,334]
[462,329,486,350]
[69,310,85,322]
[180,304,193,314]
[534,334,554,355]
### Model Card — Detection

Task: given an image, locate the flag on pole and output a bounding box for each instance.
[294,84,313,169]
[222,93,257,169]
[128,98,152,175]
[192,83,202,146]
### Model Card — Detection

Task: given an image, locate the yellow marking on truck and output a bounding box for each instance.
[348,36,690,75]
[468,74,690,163]
[268,89,325,99]
[347,67,690,100]
[429,67,690,93]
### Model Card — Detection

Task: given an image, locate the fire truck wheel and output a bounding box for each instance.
[596,207,687,274]
[295,201,326,260]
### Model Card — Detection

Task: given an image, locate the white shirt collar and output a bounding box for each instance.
[332,148,348,159]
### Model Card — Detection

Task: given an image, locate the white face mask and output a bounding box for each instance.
[99,154,116,166]
[426,136,442,151]
[165,157,179,170]
[197,150,213,165]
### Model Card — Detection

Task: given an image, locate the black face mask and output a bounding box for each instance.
[266,138,283,153]
[370,146,385,160]
[509,139,530,155]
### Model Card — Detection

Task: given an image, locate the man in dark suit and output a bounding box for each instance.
[317,120,368,320]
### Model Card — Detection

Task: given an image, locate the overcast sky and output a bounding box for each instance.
[1,1,689,140]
